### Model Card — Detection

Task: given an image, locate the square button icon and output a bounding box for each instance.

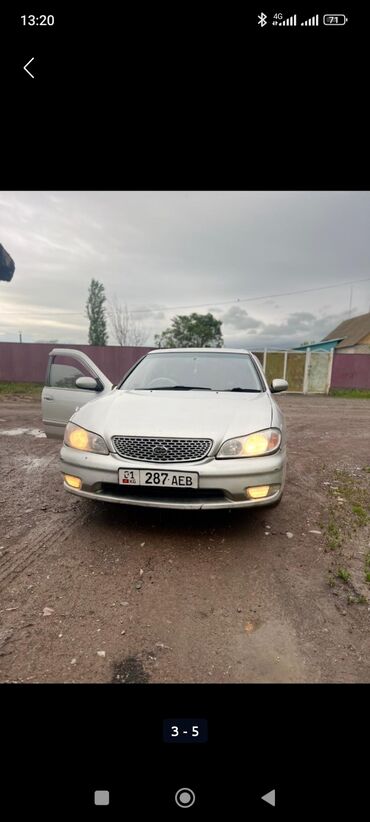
[94,790,110,806]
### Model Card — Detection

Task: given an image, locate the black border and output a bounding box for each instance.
[1,683,369,815]
[1,6,369,815]
[1,3,367,189]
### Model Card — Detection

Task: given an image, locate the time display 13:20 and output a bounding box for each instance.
[21,15,55,26]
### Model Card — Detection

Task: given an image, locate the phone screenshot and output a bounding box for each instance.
[0,5,368,817]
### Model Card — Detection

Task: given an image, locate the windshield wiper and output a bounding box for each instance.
[148,385,212,391]
[224,387,262,393]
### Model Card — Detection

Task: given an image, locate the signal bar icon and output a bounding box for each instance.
[301,14,319,25]
[278,14,297,25]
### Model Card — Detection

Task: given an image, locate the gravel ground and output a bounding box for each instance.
[0,395,369,683]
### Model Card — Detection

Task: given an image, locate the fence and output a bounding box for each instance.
[252,349,334,394]
[330,351,370,390]
[0,342,153,385]
[0,342,339,393]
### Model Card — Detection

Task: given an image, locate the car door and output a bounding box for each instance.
[41,348,113,439]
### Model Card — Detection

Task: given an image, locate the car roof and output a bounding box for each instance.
[147,348,252,354]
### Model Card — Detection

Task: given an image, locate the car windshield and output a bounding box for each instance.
[119,352,263,392]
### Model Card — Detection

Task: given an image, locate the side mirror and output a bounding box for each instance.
[271,378,288,393]
[75,376,99,390]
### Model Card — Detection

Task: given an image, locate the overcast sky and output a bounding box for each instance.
[1,191,370,349]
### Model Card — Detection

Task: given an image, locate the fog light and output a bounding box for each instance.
[64,474,82,489]
[246,484,281,500]
[246,485,270,499]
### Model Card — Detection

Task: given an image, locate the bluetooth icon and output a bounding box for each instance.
[258,11,268,27]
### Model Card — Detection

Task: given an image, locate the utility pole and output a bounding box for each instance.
[348,286,353,318]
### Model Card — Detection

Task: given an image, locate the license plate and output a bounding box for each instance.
[118,468,199,488]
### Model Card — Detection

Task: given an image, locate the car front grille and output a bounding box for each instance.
[111,436,213,463]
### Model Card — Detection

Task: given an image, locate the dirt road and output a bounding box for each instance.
[0,395,369,683]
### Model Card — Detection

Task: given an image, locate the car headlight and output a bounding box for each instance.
[64,422,109,454]
[217,428,281,458]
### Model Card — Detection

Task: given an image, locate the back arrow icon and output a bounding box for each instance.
[261,789,276,806]
[24,58,35,78]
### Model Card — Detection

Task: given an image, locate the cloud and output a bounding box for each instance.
[255,311,316,337]
[221,305,262,330]
[1,190,370,345]
[221,308,352,350]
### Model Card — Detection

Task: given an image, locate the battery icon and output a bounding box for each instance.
[323,14,348,25]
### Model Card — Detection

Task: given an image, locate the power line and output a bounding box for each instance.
[1,275,370,318]
[127,276,370,314]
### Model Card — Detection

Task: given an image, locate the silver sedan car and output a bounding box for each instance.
[42,347,288,510]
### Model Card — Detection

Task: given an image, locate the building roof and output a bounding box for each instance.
[321,312,370,349]
[293,338,344,351]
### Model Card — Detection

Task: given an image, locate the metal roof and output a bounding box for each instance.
[321,312,370,348]
[293,338,344,351]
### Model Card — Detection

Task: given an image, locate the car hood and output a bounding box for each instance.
[72,390,274,452]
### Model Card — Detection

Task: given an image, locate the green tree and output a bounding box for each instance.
[154,312,223,348]
[86,278,108,345]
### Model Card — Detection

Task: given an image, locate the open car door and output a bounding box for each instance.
[0,244,15,282]
[41,348,113,439]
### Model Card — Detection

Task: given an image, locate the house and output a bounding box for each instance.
[320,311,370,353]
[292,338,344,352]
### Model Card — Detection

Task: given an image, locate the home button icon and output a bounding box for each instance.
[175,788,196,808]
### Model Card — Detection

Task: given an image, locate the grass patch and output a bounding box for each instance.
[329,389,370,399]
[0,381,43,398]
[322,470,369,557]
[329,470,369,517]
[347,594,368,605]
[323,469,370,595]
[364,554,370,584]
[325,512,342,550]
[352,504,369,524]
[337,567,351,583]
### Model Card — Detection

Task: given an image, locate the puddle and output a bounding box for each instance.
[111,656,150,684]
[0,427,46,438]
[233,617,307,682]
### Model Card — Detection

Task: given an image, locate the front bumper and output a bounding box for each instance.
[60,444,287,510]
